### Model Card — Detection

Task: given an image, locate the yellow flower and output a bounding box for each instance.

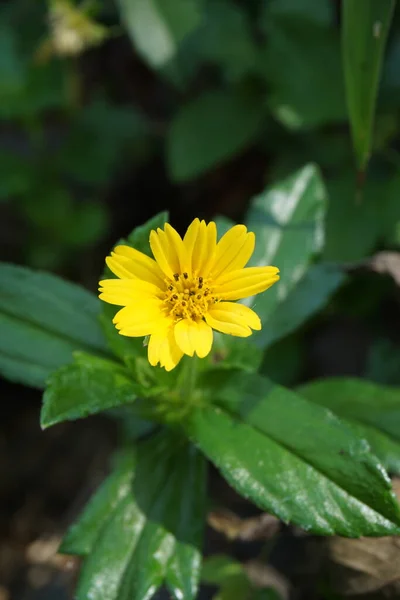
[99,219,279,371]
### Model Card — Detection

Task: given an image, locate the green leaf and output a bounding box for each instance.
[167,90,264,181]
[41,353,139,428]
[196,1,257,80]
[324,171,400,261]
[342,0,395,169]
[117,0,201,68]
[245,165,327,342]
[298,377,400,474]
[75,432,206,600]
[260,17,346,128]
[60,449,136,556]
[255,263,346,349]
[201,555,244,585]
[188,370,400,536]
[0,263,108,388]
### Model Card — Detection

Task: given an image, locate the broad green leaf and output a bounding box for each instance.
[342,0,395,169]
[167,90,264,181]
[117,0,201,68]
[0,263,108,388]
[201,555,243,585]
[260,17,346,128]
[298,377,400,474]
[244,165,327,340]
[41,353,138,428]
[60,449,136,556]
[76,432,206,600]
[254,263,345,349]
[188,370,400,536]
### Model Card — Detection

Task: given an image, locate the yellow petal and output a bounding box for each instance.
[200,221,217,275]
[164,223,189,273]
[210,224,251,278]
[113,300,166,336]
[112,245,165,287]
[205,304,253,337]
[185,220,217,276]
[148,325,184,371]
[214,266,280,300]
[209,301,261,330]
[174,318,213,358]
[150,228,179,279]
[99,278,161,306]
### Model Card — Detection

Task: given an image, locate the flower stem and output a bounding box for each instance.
[181,355,199,403]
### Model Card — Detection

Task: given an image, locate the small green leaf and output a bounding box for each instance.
[117,0,201,68]
[201,555,244,585]
[41,354,138,428]
[0,263,109,388]
[73,432,206,600]
[60,449,136,556]
[342,0,396,169]
[298,377,400,474]
[167,90,264,181]
[188,370,400,536]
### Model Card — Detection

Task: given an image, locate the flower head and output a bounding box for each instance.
[99,219,279,371]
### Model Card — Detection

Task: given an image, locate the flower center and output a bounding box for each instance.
[163,272,216,321]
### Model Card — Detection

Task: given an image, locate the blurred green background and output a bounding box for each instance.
[2,0,400,598]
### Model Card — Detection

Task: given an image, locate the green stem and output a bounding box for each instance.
[180,355,199,403]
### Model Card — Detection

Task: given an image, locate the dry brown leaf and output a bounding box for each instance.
[207,509,280,541]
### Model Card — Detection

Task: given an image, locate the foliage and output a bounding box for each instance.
[3,1,400,599]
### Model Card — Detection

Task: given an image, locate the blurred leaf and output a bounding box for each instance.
[41,353,139,428]
[342,0,395,169]
[196,1,257,80]
[190,370,400,536]
[266,0,333,25]
[244,164,327,339]
[167,89,264,181]
[298,377,400,474]
[324,171,400,261]
[75,432,206,600]
[0,263,108,388]
[61,448,136,556]
[60,99,150,185]
[117,0,201,68]
[0,152,35,200]
[260,18,346,128]
[202,555,244,585]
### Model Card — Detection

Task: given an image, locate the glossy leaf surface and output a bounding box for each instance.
[70,432,206,600]
[299,377,400,473]
[41,353,138,428]
[188,370,400,536]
